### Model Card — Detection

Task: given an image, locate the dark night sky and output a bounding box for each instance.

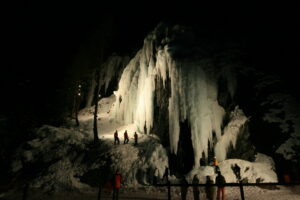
[2,2,300,124]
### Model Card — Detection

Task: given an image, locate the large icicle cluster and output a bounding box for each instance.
[112,23,247,168]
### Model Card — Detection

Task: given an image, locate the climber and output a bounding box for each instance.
[134,132,138,145]
[123,130,129,144]
[162,166,169,183]
[114,130,120,145]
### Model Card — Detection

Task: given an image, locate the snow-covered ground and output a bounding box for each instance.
[2,94,300,199]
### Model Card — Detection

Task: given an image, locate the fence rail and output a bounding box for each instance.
[153,182,300,200]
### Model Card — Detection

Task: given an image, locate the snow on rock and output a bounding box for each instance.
[185,153,277,184]
[10,125,90,192]
[219,154,277,183]
[31,159,90,191]
[15,119,169,190]
[25,125,85,163]
[111,23,246,168]
[104,135,169,186]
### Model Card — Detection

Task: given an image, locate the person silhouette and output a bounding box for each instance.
[180,177,189,200]
[134,132,138,145]
[192,174,200,200]
[231,163,241,181]
[112,169,122,200]
[216,171,226,200]
[114,130,120,145]
[162,166,169,183]
[123,130,129,144]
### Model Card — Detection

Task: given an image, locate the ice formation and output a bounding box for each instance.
[111,24,247,168]
[214,106,248,161]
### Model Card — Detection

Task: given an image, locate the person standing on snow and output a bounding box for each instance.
[123,130,129,144]
[114,130,120,145]
[112,169,122,200]
[180,177,189,200]
[205,176,216,200]
[162,166,169,183]
[192,174,200,200]
[231,163,241,181]
[134,132,138,145]
[216,171,226,200]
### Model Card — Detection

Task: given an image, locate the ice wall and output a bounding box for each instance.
[111,24,247,168]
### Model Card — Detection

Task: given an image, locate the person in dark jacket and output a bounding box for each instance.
[192,174,200,200]
[123,130,129,144]
[134,132,138,145]
[180,177,189,200]
[231,163,241,181]
[162,166,169,183]
[215,171,226,200]
[114,130,120,145]
[205,176,216,200]
[112,169,122,200]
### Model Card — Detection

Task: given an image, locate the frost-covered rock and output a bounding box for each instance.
[219,154,277,183]
[31,159,90,191]
[185,153,277,183]
[102,135,169,186]
[24,125,86,163]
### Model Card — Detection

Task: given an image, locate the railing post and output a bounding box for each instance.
[22,183,29,200]
[167,181,171,200]
[239,181,245,200]
[97,183,101,200]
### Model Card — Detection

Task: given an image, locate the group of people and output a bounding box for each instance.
[151,160,226,200]
[160,157,227,200]
[108,157,228,200]
[179,175,217,200]
[114,130,138,146]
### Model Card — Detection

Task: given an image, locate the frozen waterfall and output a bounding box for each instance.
[111,24,248,168]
